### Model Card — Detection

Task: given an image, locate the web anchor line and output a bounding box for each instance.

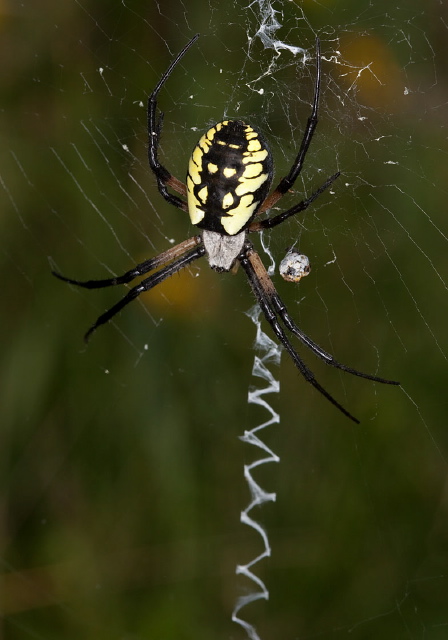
[232,305,281,640]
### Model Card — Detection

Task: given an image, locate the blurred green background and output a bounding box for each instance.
[1,0,448,638]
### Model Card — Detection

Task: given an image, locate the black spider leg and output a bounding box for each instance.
[70,244,205,343]
[277,38,321,194]
[258,38,323,215]
[147,34,199,210]
[239,242,361,423]
[269,281,400,386]
[52,236,202,290]
[251,171,339,232]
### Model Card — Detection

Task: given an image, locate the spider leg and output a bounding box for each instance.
[147,34,199,211]
[249,171,339,232]
[52,236,202,289]
[270,284,400,386]
[239,242,361,423]
[258,38,322,215]
[82,243,206,343]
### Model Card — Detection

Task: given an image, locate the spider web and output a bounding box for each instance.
[1,0,448,639]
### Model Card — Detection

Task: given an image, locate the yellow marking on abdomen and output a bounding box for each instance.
[242,162,263,179]
[221,195,257,235]
[198,185,208,203]
[247,139,261,152]
[223,166,237,178]
[222,192,234,209]
[242,148,269,164]
[235,173,268,195]
[191,145,203,169]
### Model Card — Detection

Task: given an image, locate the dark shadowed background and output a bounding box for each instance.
[1,1,447,638]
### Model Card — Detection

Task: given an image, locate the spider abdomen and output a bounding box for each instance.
[187,120,273,236]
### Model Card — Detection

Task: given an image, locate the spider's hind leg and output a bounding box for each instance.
[146,35,198,211]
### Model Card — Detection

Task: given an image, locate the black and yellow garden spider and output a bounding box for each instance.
[53,34,399,423]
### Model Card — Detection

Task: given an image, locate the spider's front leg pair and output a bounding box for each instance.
[238,242,399,424]
[52,236,206,342]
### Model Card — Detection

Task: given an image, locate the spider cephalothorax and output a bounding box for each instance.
[53,34,399,422]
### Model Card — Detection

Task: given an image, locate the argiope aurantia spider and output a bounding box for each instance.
[53,34,399,423]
